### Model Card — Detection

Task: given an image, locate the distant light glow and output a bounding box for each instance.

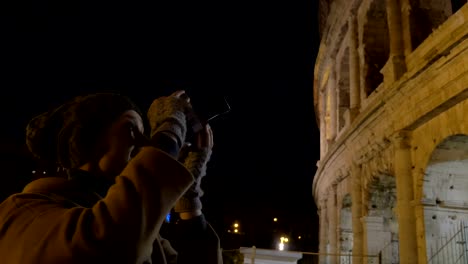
[234,223,239,228]
[273,218,278,222]
[234,229,238,233]
[278,242,284,251]
[165,214,171,223]
[298,236,301,239]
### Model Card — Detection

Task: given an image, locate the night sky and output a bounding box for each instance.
[1,0,321,251]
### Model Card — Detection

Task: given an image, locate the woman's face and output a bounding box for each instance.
[99,110,145,176]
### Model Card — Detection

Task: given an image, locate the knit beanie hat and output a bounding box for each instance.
[26,93,141,169]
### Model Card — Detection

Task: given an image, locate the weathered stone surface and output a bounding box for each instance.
[314,1,468,263]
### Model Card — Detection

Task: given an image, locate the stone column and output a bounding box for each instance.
[320,93,328,159]
[351,163,364,264]
[385,0,407,80]
[400,0,414,56]
[413,200,427,263]
[335,198,342,264]
[319,199,328,264]
[328,187,338,264]
[348,15,360,120]
[393,131,418,263]
[328,71,337,142]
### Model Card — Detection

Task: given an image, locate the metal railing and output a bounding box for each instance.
[427,221,468,264]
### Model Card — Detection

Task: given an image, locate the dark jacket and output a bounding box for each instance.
[0,146,222,264]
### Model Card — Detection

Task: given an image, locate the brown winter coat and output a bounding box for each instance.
[0,147,222,264]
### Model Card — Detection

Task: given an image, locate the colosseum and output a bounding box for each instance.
[312,1,468,263]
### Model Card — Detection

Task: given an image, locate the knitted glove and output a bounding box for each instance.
[174,145,212,213]
[147,95,191,148]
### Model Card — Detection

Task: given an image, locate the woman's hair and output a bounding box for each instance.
[26,93,141,169]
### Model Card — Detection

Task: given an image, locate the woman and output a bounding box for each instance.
[0,91,222,263]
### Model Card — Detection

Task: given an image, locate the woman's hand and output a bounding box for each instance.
[194,124,214,151]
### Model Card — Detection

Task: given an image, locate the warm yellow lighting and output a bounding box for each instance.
[273,218,278,222]
[234,229,238,233]
[325,89,332,140]
[234,223,239,228]
[278,242,284,251]
[298,236,301,239]
[284,238,289,243]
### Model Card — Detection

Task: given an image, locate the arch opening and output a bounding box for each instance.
[364,175,399,263]
[337,47,350,133]
[361,0,390,97]
[423,134,468,260]
[340,194,353,263]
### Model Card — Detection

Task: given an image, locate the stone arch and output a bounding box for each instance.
[340,193,353,262]
[361,0,390,97]
[422,134,468,260]
[337,47,350,132]
[410,0,454,50]
[363,174,399,262]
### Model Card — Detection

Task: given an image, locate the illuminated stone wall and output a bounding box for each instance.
[313,1,468,263]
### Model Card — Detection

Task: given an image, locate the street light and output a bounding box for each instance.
[278,236,289,251]
[278,242,284,251]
